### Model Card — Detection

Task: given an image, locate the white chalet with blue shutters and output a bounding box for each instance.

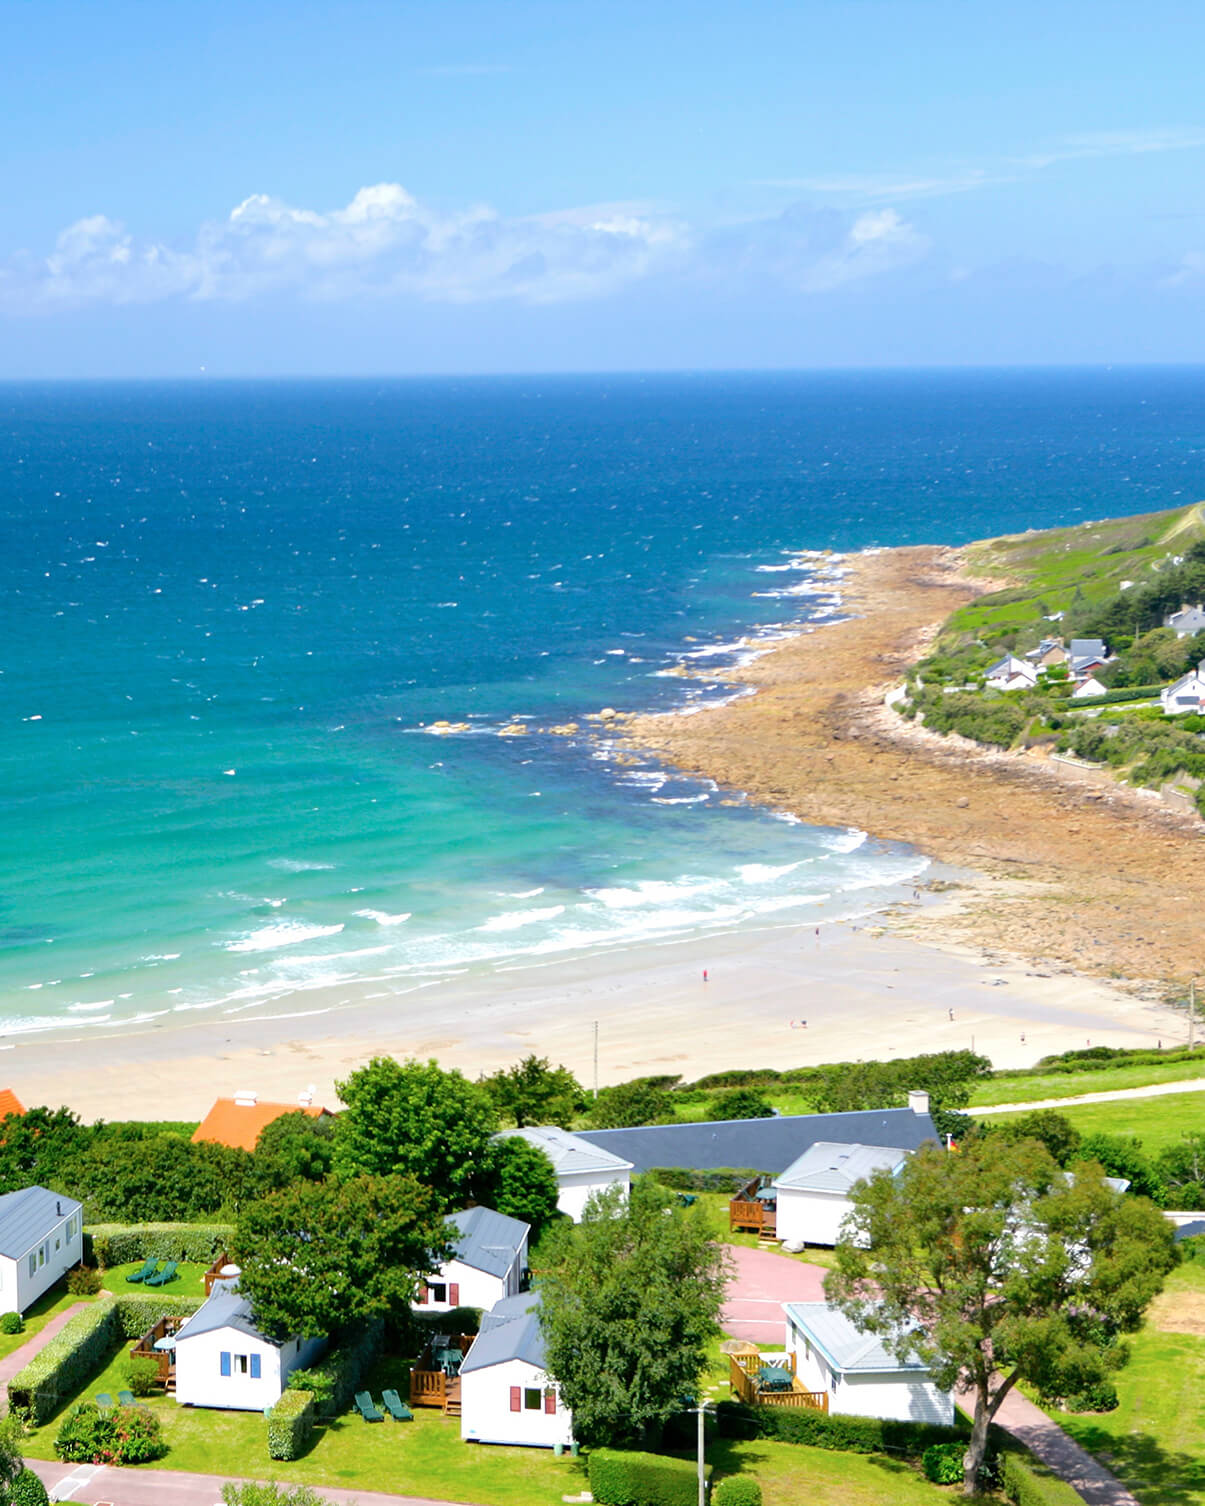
[172,1279,324,1411]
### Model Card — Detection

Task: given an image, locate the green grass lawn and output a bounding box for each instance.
[969,1059,1205,1108]
[980,1088,1205,1157]
[100,1260,209,1299]
[0,1284,87,1361]
[694,1191,840,1269]
[1051,1260,1205,1506]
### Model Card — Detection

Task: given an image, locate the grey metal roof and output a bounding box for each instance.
[447,1205,529,1279]
[783,1302,928,1374]
[175,1280,277,1347]
[774,1141,909,1193]
[495,1126,633,1176]
[460,1291,547,1374]
[0,1186,82,1259]
[1175,1220,1205,1241]
[1070,639,1107,659]
[577,1107,937,1176]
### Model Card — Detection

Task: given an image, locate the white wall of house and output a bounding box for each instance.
[460,1357,573,1448]
[418,1238,528,1314]
[785,1319,953,1425]
[0,1207,83,1314]
[774,1188,855,1248]
[557,1168,630,1222]
[174,1326,324,1411]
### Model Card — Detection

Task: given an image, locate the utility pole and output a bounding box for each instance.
[687,1400,713,1506]
[1190,980,1197,1052]
[593,1020,599,1097]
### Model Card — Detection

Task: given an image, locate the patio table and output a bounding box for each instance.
[757,1365,793,1392]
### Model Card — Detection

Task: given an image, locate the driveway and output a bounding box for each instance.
[721,1244,829,1344]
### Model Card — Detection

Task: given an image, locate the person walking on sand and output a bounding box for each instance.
[702,968,708,983]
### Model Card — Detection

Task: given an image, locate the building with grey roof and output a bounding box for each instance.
[417,1205,530,1316]
[459,1291,573,1448]
[495,1126,632,1221]
[0,1186,83,1315]
[773,1142,910,1247]
[172,1277,325,1412]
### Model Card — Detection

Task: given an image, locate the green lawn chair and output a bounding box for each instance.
[354,1390,384,1422]
[94,1392,115,1411]
[381,1388,413,1421]
[117,1389,148,1409]
[146,1258,179,1287]
[125,1257,158,1284]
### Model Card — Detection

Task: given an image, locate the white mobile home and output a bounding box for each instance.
[773,1142,909,1248]
[495,1126,632,1222]
[417,1206,529,1314]
[172,1280,324,1411]
[0,1187,84,1315]
[1161,661,1205,715]
[783,1301,953,1425]
[459,1291,573,1448]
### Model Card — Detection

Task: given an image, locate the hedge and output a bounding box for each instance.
[1065,684,1163,708]
[8,1295,203,1425]
[10,1468,50,1506]
[88,1223,233,1267]
[714,1400,972,1458]
[588,1449,708,1506]
[286,1319,383,1420]
[267,1388,315,1460]
[1001,1450,1085,1506]
[649,1167,765,1194]
[713,1478,762,1506]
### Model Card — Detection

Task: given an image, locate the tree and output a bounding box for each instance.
[253,1112,337,1192]
[1156,1133,1205,1210]
[1078,1132,1165,1203]
[539,1179,729,1448]
[708,1087,774,1121]
[990,1110,1082,1166]
[483,1136,560,1238]
[0,1107,91,1196]
[233,1174,448,1341]
[0,1417,26,1503]
[333,1057,497,1207]
[826,1137,1176,1496]
[73,1135,252,1221]
[483,1055,585,1128]
[584,1079,676,1130]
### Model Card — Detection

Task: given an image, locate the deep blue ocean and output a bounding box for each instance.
[0,369,1201,1038]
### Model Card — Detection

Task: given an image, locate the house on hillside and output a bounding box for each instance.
[191,1090,332,1152]
[1026,638,1068,667]
[1161,661,1205,715]
[494,1126,632,1221]
[459,1291,573,1448]
[1068,639,1110,681]
[772,1142,910,1248]
[172,1278,324,1411]
[0,1186,83,1315]
[783,1301,954,1425]
[1165,605,1205,638]
[1071,676,1108,700]
[417,1206,529,1314]
[984,655,1038,691]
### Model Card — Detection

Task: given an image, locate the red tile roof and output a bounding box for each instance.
[0,1090,25,1121]
[191,1098,329,1153]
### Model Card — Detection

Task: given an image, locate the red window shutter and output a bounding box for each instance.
[509,1386,522,1413]
[449,1283,460,1306]
[544,1389,556,1414]
[419,1282,428,1303]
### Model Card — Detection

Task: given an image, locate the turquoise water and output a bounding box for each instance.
[1,370,1202,1036]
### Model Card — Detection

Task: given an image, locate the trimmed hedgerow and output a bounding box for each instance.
[286,1320,382,1420]
[588,1448,706,1506]
[713,1478,762,1506]
[112,1293,203,1339]
[649,1167,766,1194]
[267,1388,315,1461]
[714,1400,972,1458]
[1001,1450,1086,1506]
[88,1223,232,1268]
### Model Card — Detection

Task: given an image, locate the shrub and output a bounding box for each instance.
[88,1222,233,1268]
[713,1478,762,1506]
[923,1442,966,1483]
[267,1388,315,1461]
[714,1400,971,1458]
[285,1320,382,1420]
[66,1265,103,1296]
[286,1368,334,1408]
[0,1312,23,1335]
[10,1468,50,1506]
[1063,1380,1119,1413]
[1001,1450,1085,1506]
[222,1485,334,1506]
[588,1448,707,1506]
[648,1168,764,1195]
[112,1405,166,1463]
[126,1355,160,1397]
[52,1402,165,1464]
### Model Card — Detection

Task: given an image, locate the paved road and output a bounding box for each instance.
[975,1077,1205,1115]
[721,1245,828,1345]
[990,1387,1140,1506]
[0,1302,91,1403]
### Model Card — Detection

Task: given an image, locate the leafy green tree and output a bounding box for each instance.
[73,1134,253,1221]
[233,1173,448,1340]
[1155,1133,1205,1210]
[254,1111,337,1192]
[1078,1132,1165,1203]
[0,1107,91,1195]
[585,1078,676,1130]
[539,1178,729,1448]
[483,1055,585,1128]
[991,1110,1082,1166]
[0,1417,26,1502]
[826,1137,1176,1495]
[333,1057,497,1207]
[708,1087,774,1121]
[483,1136,560,1238]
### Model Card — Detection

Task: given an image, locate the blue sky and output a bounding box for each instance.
[2,0,1205,375]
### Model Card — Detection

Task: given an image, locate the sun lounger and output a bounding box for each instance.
[354,1390,384,1422]
[146,1259,179,1288]
[381,1388,413,1421]
[94,1392,115,1410]
[125,1258,158,1284]
[117,1389,148,1408]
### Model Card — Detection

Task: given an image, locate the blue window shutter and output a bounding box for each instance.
[220,1351,231,1377]
[250,1353,261,1379]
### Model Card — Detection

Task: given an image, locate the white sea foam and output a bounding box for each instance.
[66,999,115,1013]
[735,861,804,884]
[140,953,181,963]
[478,905,566,933]
[499,887,545,899]
[588,877,722,910]
[824,828,868,854]
[354,909,413,927]
[268,858,336,873]
[224,921,345,954]
[651,793,710,805]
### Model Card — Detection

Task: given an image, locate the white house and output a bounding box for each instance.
[0,1186,84,1315]
[772,1142,910,1248]
[417,1205,529,1314]
[459,1291,573,1449]
[783,1301,954,1425]
[1161,661,1205,715]
[495,1126,632,1222]
[984,655,1038,691]
[1071,676,1108,700]
[1164,605,1205,638]
[172,1279,324,1412]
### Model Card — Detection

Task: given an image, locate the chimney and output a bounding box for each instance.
[233,1089,258,1107]
[56,1201,61,1217]
[908,1089,930,1116]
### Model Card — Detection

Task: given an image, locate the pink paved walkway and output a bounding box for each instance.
[990,1388,1140,1506]
[0,1302,92,1401]
[722,1245,828,1345]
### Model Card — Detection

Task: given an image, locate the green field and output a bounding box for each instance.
[980,1088,1205,1157]
[969,1058,1205,1108]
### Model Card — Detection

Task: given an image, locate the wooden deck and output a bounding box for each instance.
[728,1351,827,1412]
[729,1177,777,1238]
[409,1332,474,1416]
[129,1314,187,1394]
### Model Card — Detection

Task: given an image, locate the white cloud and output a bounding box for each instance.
[0,185,927,313]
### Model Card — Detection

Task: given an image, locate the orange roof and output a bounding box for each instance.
[0,1091,24,1121]
[192,1097,329,1153]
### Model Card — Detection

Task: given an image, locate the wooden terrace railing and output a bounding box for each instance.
[728,1352,827,1412]
[729,1177,776,1237]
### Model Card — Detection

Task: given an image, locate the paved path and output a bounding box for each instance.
[975,1077,1205,1115]
[0,1302,91,1403]
[721,1244,828,1344]
[989,1388,1140,1506]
